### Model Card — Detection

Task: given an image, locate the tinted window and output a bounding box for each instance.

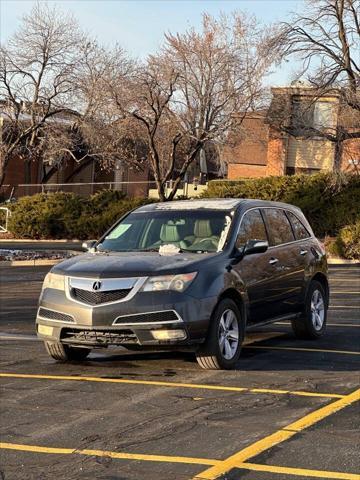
[264,209,295,246]
[287,211,310,240]
[236,209,267,248]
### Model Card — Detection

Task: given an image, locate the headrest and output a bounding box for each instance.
[194,219,213,238]
[160,224,181,242]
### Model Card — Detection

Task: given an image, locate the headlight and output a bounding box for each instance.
[141,272,197,293]
[42,272,65,291]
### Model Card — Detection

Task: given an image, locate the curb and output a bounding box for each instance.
[0,259,61,267]
[327,258,359,265]
[0,239,80,243]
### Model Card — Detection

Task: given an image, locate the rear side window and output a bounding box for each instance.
[236,209,268,248]
[263,209,295,246]
[287,211,311,240]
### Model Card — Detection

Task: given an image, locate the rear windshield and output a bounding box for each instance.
[98,210,232,253]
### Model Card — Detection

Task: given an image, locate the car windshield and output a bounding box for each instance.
[97,210,232,253]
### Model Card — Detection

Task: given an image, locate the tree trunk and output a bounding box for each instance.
[156,177,167,202]
[0,153,10,188]
[167,178,181,201]
[166,146,202,201]
[333,139,343,172]
[0,160,6,188]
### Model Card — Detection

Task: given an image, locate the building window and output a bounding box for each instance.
[292,100,314,130]
[291,99,336,134]
[313,102,336,130]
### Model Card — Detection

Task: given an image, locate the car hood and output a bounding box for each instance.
[52,251,218,278]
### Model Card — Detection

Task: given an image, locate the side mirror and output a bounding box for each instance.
[82,240,97,252]
[243,239,268,256]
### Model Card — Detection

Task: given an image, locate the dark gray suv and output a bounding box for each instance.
[36,199,329,369]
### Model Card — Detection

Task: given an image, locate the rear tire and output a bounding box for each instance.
[45,341,91,362]
[196,299,244,370]
[291,280,328,340]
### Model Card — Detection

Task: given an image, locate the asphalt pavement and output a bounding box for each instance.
[0,264,359,480]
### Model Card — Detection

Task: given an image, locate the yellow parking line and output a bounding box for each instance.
[0,442,219,466]
[331,291,360,294]
[238,462,360,479]
[326,324,360,328]
[0,373,344,399]
[1,442,358,479]
[330,306,359,309]
[244,345,360,355]
[193,388,360,479]
[330,277,360,280]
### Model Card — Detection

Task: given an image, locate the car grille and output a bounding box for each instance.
[71,288,131,305]
[38,308,74,323]
[61,329,138,345]
[114,310,179,324]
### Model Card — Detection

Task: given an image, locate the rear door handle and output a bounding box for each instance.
[269,257,279,265]
[300,249,308,256]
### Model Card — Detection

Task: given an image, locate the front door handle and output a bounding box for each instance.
[269,257,279,265]
[300,249,308,256]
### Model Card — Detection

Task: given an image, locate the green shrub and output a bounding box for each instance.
[7,192,85,239]
[203,172,360,237]
[333,222,360,260]
[6,191,152,239]
[77,197,151,239]
[88,189,127,213]
[5,174,359,240]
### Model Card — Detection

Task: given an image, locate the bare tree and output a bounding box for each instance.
[68,41,143,177]
[0,2,86,186]
[271,0,360,169]
[0,3,138,187]
[112,12,275,200]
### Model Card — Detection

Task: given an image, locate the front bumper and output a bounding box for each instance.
[36,286,217,348]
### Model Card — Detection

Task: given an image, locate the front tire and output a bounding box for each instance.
[291,280,328,339]
[196,299,244,370]
[45,341,91,362]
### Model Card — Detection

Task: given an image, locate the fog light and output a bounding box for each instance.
[38,325,54,336]
[151,329,186,341]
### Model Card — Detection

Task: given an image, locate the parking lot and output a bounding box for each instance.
[0,264,359,480]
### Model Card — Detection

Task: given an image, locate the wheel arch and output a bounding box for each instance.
[310,272,330,306]
[217,288,247,326]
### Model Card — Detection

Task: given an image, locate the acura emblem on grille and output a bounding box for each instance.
[92,281,102,291]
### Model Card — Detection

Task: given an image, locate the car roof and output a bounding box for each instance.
[135,198,303,213]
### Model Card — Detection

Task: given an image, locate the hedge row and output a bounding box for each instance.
[203,172,360,238]
[2,173,360,251]
[330,221,360,260]
[6,190,151,240]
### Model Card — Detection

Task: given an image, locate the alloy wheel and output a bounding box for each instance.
[310,289,325,331]
[218,309,239,360]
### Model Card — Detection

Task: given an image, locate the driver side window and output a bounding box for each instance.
[236,209,268,249]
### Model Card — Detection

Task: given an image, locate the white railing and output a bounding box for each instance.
[0,207,11,232]
[0,181,156,198]
[0,181,207,199]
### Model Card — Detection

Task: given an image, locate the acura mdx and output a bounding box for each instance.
[36,199,329,369]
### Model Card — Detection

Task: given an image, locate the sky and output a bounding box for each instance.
[0,0,304,86]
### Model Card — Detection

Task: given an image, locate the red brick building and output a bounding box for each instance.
[0,111,151,199]
[224,86,360,179]
[0,153,150,199]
